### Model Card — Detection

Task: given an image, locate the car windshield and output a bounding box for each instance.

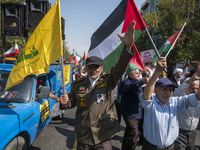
[0,72,34,103]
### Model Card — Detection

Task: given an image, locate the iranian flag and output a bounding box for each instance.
[88,0,146,73]
[73,49,81,64]
[4,43,20,57]
[153,22,186,64]
[69,55,73,63]
[182,58,190,80]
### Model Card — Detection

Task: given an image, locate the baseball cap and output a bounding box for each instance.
[155,78,177,89]
[86,56,103,66]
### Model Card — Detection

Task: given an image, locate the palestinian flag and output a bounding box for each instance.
[4,43,20,57]
[125,44,145,77]
[129,44,145,70]
[153,23,186,64]
[88,0,146,73]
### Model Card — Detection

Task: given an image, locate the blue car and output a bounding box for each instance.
[0,63,72,150]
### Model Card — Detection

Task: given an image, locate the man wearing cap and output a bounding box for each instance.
[60,21,136,150]
[139,57,200,150]
[170,68,184,86]
[120,66,149,150]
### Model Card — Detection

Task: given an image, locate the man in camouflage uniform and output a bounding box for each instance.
[60,21,136,150]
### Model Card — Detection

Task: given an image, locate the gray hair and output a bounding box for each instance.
[192,80,199,84]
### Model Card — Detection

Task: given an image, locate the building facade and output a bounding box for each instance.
[140,0,160,16]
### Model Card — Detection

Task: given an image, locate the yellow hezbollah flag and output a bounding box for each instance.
[5,0,63,91]
[64,65,71,85]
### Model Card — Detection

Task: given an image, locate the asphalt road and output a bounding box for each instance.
[29,107,200,150]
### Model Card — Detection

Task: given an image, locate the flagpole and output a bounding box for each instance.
[145,28,167,72]
[61,55,65,94]
[165,22,187,58]
[145,28,160,58]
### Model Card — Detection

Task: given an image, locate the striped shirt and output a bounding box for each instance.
[173,80,200,131]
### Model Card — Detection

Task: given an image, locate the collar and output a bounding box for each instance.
[88,76,99,87]
[155,95,171,107]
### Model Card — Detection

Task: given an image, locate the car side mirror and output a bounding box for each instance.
[36,86,50,99]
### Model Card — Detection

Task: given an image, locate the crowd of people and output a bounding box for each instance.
[58,21,200,150]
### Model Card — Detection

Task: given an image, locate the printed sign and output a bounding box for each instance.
[97,94,104,104]
[140,49,155,63]
[64,65,71,85]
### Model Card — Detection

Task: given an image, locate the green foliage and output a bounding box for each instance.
[137,0,200,70]
[157,0,194,65]
[63,41,71,62]
[136,11,160,51]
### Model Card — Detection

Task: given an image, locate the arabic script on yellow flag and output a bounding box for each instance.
[64,65,71,85]
[5,0,63,91]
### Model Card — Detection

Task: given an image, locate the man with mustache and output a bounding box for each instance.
[60,21,136,150]
[139,57,200,150]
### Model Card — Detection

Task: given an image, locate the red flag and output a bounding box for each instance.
[122,0,146,33]
[125,44,145,77]
[83,51,86,60]
[73,55,78,64]
[70,55,73,63]
[129,44,145,71]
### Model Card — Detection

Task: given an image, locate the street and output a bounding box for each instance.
[30,107,200,150]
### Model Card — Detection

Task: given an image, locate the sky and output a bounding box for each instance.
[49,0,145,57]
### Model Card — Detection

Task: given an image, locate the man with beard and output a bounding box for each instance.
[170,68,184,86]
[139,57,200,150]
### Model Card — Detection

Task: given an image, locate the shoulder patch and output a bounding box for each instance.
[73,77,84,84]
[101,72,109,78]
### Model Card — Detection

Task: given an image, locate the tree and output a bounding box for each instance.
[183,0,200,62]
[63,41,71,62]
[136,0,200,73]
[136,11,159,52]
[156,0,199,67]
